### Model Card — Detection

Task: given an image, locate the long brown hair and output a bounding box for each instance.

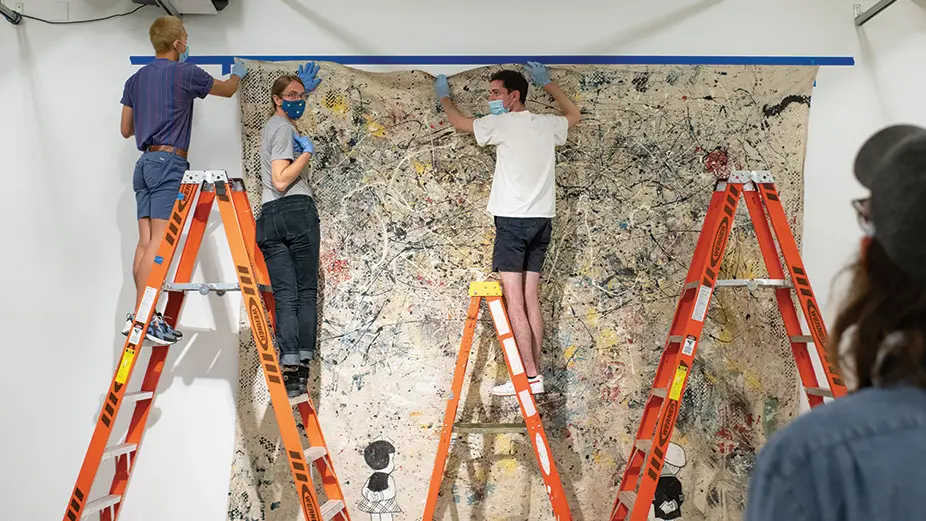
[828,239,926,389]
[270,74,304,114]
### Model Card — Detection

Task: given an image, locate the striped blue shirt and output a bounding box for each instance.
[120,58,215,152]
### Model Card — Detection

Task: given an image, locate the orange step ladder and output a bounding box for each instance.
[609,170,848,521]
[62,170,350,521]
[423,281,573,521]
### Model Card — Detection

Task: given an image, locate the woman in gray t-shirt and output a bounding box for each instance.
[255,65,323,398]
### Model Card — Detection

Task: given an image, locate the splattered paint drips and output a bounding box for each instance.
[228,61,816,521]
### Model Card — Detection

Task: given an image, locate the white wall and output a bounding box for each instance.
[2,0,925,520]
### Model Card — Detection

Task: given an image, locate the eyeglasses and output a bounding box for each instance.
[280,91,310,101]
[852,197,875,235]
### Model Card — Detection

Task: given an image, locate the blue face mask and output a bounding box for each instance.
[282,99,306,120]
[488,99,509,115]
[178,43,190,62]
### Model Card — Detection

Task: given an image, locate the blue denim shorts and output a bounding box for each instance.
[132,151,189,220]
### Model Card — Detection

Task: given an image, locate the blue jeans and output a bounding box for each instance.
[133,151,188,220]
[256,195,320,366]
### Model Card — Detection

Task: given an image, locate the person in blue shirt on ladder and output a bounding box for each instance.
[118,15,248,345]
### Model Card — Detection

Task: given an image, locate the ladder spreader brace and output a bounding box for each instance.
[609,170,848,521]
[423,281,573,521]
[62,171,351,521]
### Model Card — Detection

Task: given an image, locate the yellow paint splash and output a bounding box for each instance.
[495,457,519,476]
[563,344,580,368]
[717,326,734,344]
[586,307,600,327]
[363,114,387,137]
[322,91,349,114]
[597,328,619,353]
[413,160,431,175]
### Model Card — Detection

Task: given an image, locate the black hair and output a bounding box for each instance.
[490,70,529,105]
[363,440,396,470]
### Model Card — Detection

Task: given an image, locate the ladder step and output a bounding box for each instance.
[102,443,137,460]
[320,499,344,521]
[123,391,154,402]
[790,335,814,343]
[454,422,527,434]
[289,394,310,406]
[715,278,791,288]
[805,386,834,398]
[635,439,652,454]
[305,446,328,462]
[81,494,122,518]
[162,282,272,294]
[668,335,683,343]
[652,387,668,399]
[618,490,637,509]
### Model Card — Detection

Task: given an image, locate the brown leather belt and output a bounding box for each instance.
[146,145,188,158]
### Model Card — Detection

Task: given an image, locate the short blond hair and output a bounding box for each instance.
[149,15,186,54]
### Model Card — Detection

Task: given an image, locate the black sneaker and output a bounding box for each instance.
[283,365,305,398]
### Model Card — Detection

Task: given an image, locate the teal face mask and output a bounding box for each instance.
[179,43,190,62]
[488,99,509,115]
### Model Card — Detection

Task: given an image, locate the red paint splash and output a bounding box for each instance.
[321,249,351,286]
[703,147,731,178]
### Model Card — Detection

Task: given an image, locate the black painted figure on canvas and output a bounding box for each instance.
[358,438,402,520]
[650,442,686,520]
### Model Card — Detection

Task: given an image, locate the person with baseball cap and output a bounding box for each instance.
[744,125,926,521]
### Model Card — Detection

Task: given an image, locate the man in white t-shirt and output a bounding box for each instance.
[434,62,581,396]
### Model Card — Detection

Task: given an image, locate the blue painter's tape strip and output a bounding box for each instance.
[130,54,855,74]
[154,255,164,265]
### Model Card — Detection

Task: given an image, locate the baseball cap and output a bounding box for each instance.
[853,124,926,285]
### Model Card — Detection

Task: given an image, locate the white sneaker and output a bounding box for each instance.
[121,313,133,335]
[491,375,545,396]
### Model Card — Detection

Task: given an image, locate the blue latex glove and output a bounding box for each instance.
[434,74,450,99]
[231,58,248,79]
[525,61,551,87]
[293,134,314,155]
[297,62,322,93]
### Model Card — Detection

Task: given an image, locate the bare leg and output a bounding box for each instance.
[523,271,543,372]
[133,218,152,298]
[134,218,170,309]
[499,271,537,377]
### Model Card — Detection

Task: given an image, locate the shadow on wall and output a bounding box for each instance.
[578,0,727,54]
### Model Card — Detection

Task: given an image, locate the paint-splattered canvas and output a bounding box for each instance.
[228,60,816,521]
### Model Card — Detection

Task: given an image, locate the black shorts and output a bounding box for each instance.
[492,216,553,273]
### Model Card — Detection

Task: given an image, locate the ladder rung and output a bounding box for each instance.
[618,490,636,509]
[652,387,668,399]
[289,394,310,406]
[320,499,344,521]
[715,278,791,288]
[668,335,683,343]
[454,422,527,434]
[635,439,651,454]
[305,446,328,462]
[790,335,814,343]
[163,282,272,294]
[102,443,137,460]
[805,387,834,398]
[123,391,154,402]
[81,494,122,518]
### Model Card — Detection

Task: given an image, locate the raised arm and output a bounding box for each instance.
[435,74,475,133]
[209,59,248,98]
[526,62,581,128]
